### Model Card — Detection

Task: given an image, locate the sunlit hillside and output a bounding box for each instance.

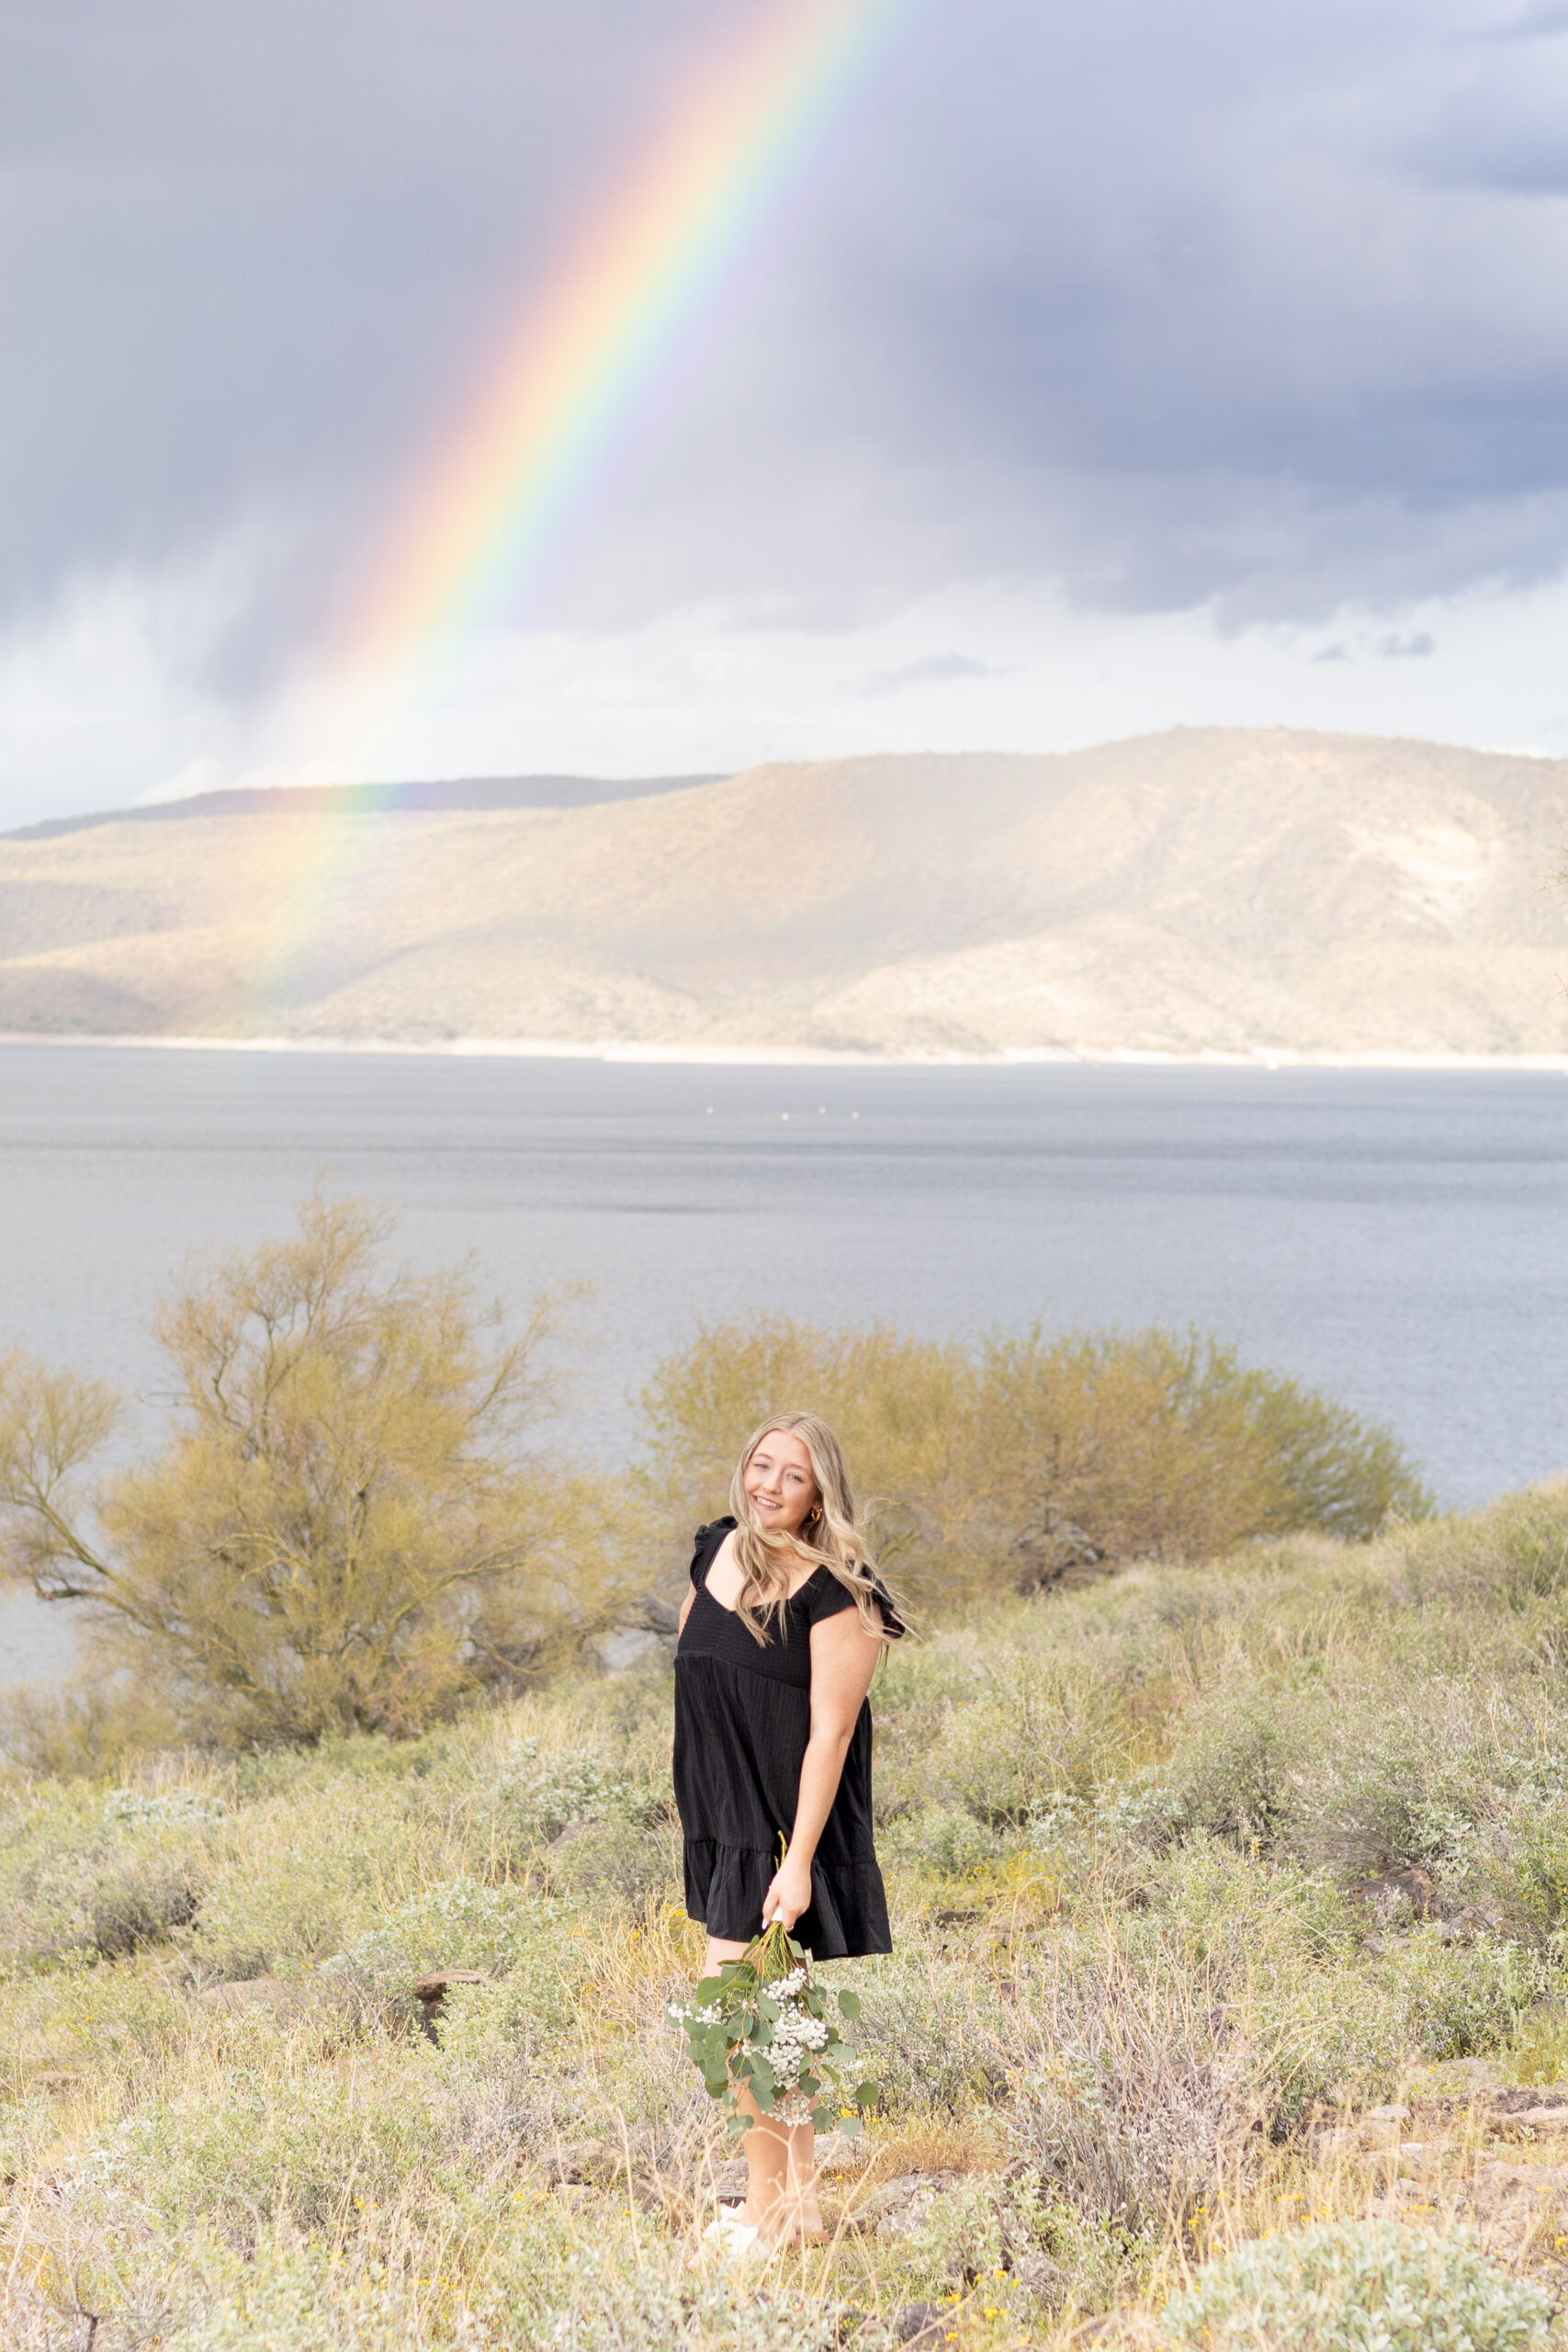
[3,728,1567,1057]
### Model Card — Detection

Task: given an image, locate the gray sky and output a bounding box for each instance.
[4,0,1568,824]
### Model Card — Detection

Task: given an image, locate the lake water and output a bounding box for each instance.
[3,1043,1567,1683]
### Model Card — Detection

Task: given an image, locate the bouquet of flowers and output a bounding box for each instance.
[671,1918,878,2135]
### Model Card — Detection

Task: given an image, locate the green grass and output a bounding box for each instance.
[8,1487,1568,2346]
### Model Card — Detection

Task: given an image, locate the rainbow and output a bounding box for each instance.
[343,0,912,676]
[233,0,909,1034]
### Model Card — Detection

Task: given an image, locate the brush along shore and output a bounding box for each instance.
[8,1490,1568,2346]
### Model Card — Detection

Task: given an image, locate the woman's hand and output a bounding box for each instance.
[760,1849,814,1932]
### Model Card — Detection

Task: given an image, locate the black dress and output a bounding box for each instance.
[672,1517,902,1960]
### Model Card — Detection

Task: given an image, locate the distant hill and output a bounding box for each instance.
[2,771,720,843]
[2,729,1566,1059]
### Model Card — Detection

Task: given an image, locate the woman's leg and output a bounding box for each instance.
[702,1937,821,2243]
[785,2119,823,2235]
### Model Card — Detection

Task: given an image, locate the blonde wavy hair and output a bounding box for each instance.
[727,1411,902,1645]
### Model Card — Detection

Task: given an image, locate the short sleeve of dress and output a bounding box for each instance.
[871,1576,908,1640]
[800,1572,856,1628]
[688,1520,734,1589]
[801,1568,907,1639]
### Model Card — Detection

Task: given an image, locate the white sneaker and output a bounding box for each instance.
[701,2211,763,2260]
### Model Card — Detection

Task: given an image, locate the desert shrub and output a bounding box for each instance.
[0,1779,222,1972]
[317,1876,535,1981]
[186,1801,417,1973]
[482,1734,669,1842]
[857,1943,1011,2113]
[1487,1796,1568,1939]
[1397,1481,1568,1612]
[1008,1963,1251,2227]
[436,1728,679,1894]
[637,1314,1430,1611]
[537,2250,850,2351]
[541,1817,682,1908]
[0,1668,183,1776]
[919,1657,1133,1826]
[1165,1683,1318,1851]
[76,2061,458,2237]
[972,1327,1431,1571]
[85,1861,200,1958]
[422,1954,577,2064]
[1380,1928,1556,2062]
[1164,1652,1568,1892]
[1001,1843,1418,2222]
[1005,1875,1283,2227]
[879,1804,1005,1876]
[0,1195,638,1748]
[152,2240,444,2352]
[1499,2003,1568,2086]
[871,2165,1150,2325]
[1163,2221,1551,2352]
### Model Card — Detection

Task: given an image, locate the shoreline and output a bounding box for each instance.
[3,1029,1568,1072]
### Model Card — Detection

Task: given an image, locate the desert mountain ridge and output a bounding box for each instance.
[1,770,721,843]
[2,726,1567,1061]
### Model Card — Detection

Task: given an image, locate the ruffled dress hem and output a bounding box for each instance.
[682,1837,891,1961]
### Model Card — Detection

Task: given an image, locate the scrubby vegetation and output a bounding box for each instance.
[1161,2221,1554,2352]
[8,1487,1568,2346]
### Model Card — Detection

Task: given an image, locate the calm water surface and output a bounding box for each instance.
[3,1044,1566,1679]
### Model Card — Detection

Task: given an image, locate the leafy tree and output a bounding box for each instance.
[972,1327,1432,1579]
[0,1195,633,1747]
[1245,1363,1431,1541]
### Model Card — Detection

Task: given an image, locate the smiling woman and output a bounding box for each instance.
[671,1410,906,2247]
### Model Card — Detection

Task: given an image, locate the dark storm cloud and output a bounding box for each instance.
[0,0,713,670]
[3,0,1567,672]
[1483,3,1568,39]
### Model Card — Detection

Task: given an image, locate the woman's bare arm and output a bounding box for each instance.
[761,1611,883,1930]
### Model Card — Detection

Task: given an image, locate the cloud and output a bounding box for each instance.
[1381,631,1437,658]
[1480,2,1568,40]
[7,567,1568,831]
[858,651,999,695]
